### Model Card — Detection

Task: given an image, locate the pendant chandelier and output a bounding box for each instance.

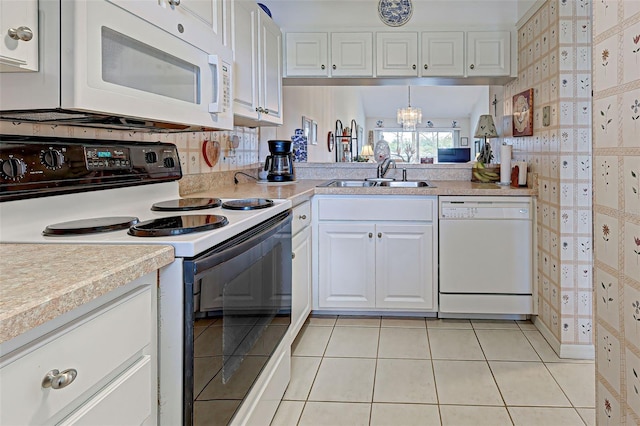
[397,86,422,130]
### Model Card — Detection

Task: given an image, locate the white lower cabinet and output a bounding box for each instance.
[290,201,312,342]
[0,274,157,426]
[315,196,437,312]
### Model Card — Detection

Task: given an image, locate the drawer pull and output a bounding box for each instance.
[42,368,77,390]
[298,214,307,220]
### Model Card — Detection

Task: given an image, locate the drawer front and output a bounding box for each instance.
[58,356,152,426]
[292,200,311,235]
[0,288,152,425]
[318,196,435,221]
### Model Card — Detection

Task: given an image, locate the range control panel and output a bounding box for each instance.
[0,135,182,201]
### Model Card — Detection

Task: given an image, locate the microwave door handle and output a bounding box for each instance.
[208,54,222,113]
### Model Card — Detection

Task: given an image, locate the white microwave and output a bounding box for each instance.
[0,0,233,131]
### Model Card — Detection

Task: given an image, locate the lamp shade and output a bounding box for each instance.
[474,114,498,139]
[360,145,374,156]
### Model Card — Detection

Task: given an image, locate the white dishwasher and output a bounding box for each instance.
[438,196,534,316]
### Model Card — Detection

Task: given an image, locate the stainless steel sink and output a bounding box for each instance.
[319,180,377,187]
[380,180,433,188]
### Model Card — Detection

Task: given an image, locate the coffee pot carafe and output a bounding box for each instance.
[264,140,295,182]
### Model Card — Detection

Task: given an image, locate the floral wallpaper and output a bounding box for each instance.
[503,0,594,352]
[593,0,640,424]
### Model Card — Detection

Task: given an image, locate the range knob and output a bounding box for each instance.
[1,157,27,180]
[41,149,65,169]
[163,157,176,168]
[145,151,158,164]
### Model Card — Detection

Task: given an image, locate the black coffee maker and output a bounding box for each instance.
[264,140,295,182]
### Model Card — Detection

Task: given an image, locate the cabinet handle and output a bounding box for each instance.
[42,369,77,390]
[168,0,181,5]
[424,64,428,70]
[298,214,307,220]
[368,233,373,238]
[332,64,336,70]
[412,64,416,70]
[263,109,270,115]
[321,64,325,70]
[292,252,296,259]
[378,232,382,238]
[470,64,475,70]
[8,26,33,42]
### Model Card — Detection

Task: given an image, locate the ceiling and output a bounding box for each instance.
[357,85,488,119]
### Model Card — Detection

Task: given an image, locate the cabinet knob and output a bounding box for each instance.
[292,252,296,259]
[424,64,428,70]
[298,214,307,220]
[470,64,475,70]
[332,64,336,70]
[412,64,416,70]
[321,64,325,70]
[378,232,382,238]
[8,26,33,42]
[263,108,270,115]
[368,233,373,238]
[42,369,77,390]
[168,0,181,6]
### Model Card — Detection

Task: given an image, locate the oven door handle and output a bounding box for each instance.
[189,211,291,275]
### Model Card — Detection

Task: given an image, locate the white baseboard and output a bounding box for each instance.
[532,317,594,360]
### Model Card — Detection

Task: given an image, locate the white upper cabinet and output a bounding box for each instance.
[109,0,227,52]
[285,33,329,77]
[330,32,373,77]
[466,31,510,76]
[376,32,418,77]
[0,0,38,72]
[420,31,464,77]
[232,0,282,125]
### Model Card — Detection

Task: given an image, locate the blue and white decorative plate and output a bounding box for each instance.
[378,0,413,27]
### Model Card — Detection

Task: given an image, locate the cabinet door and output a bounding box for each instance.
[375,224,435,310]
[232,0,259,120]
[285,33,329,77]
[376,32,418,77]
[318,223,375,308]
[0,0,38,71]
[290,226,312,341]
[258,10,283,124]
[466,31,510,76]
[420,32,464,77]
[331,32,373,77]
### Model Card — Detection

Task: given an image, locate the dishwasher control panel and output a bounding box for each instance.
[440,199,532,220]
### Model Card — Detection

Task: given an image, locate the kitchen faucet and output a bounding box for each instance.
[377,158,396,178]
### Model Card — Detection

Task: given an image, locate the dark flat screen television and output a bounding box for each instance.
[437,148,471,163]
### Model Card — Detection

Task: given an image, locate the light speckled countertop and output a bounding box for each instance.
[0,244,174,344]
[187,179,536,202]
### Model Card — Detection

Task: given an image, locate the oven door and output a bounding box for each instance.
[62,0,233,129]
[183,211,292,426]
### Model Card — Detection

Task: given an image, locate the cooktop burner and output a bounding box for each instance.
[151,198,222,212]
[128,215,229,237]
[43,216,140,236]
[221,198,274,211]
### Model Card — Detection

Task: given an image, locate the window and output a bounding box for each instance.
[375,129,456,163]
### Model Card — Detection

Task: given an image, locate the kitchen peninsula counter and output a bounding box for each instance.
[0,244,174,344]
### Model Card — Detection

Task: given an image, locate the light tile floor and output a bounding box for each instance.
[271,316,595,426]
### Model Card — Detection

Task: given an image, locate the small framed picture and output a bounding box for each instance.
[310,121,318,145]
[512,88,534,137]
[302,116,312,139]
[460,137,469,147]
